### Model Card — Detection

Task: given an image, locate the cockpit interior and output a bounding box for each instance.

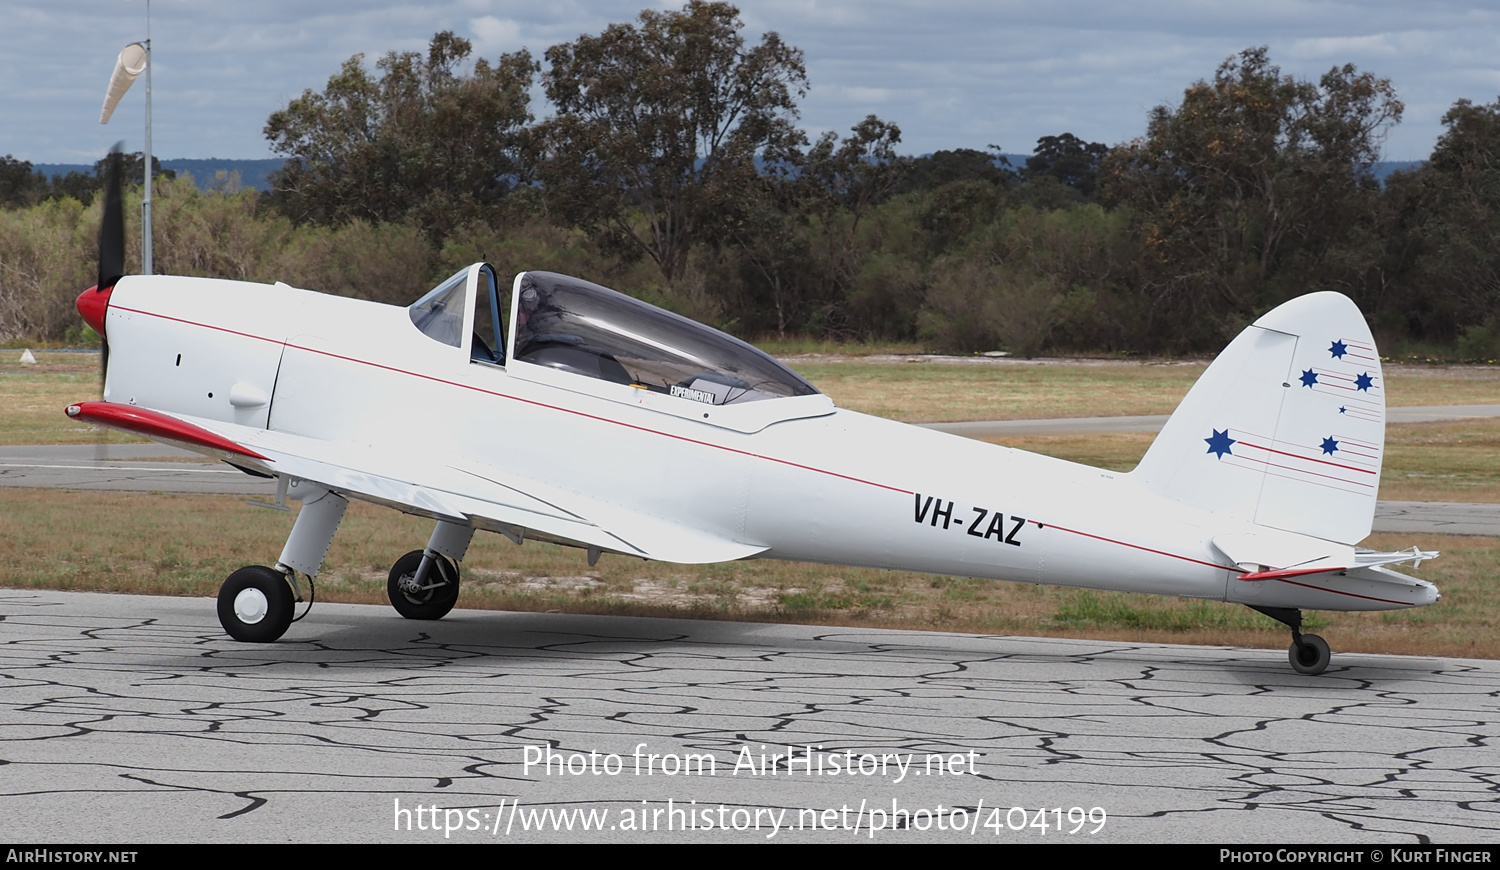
[409,266,819,407]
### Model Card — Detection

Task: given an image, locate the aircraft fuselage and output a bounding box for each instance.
[93,274,1436,617]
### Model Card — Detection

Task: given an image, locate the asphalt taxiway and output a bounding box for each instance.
[2,589,1495,843]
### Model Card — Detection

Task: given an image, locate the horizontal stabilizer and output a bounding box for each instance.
[1212,530,1353,574]
[1228,558,1439,609]
[1227,540,1438,583]
[1355,545,1440,569]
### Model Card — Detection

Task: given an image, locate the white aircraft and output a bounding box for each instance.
[70,154,1438,675]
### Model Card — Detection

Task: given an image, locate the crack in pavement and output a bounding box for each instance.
[0,590,1495,843]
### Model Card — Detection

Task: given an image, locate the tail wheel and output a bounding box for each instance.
[218,566,295,643]
[1289,634,1331,675]
[387,549,460,620]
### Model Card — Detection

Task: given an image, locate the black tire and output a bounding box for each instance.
[218,565,295,643]
[387,549,460,620]
[1288,634,1331,675]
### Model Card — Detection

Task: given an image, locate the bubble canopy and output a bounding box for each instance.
[510,271,819,406]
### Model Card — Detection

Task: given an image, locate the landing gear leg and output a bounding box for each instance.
[388,519,473,621]
[216,480,348,643]
[1249,606,1332,675]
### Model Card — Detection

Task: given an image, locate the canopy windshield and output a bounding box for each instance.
[408,267,468,348]
[513,272,818,405]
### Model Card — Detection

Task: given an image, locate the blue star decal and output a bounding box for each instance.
[1329,340,1348,359]
[1339,406,1347,414]
[1299,369,1319,387]
[1321,436,1340,455]
[1354,372,1375,391]
[1205,429,1236,459]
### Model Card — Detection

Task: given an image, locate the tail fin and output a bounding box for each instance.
[1133,292,1384,545]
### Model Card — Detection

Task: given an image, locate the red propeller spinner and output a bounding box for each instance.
[77,284,113,336]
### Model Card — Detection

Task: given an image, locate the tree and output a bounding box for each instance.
[0,153,171,209]
[0,156,48,209]
[801,115,908,225]
[535,1,807,284]
[1101,47,1402,346]
[46,171,100,206]
[1376,98,1500,349]
[731,115,907,336]
[1023,133,1107,199]
[265,32,536,238]
[93,152,175,185]
[896,148,1012,194]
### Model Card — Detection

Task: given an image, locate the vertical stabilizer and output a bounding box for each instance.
[1132,292,1384,544]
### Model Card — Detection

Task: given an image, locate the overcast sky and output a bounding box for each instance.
[5,0,1499,166]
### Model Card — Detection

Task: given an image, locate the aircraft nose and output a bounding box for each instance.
[77,284,113,336]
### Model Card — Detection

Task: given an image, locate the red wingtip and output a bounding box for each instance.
[64,401,272,462]
[77,284,113,336]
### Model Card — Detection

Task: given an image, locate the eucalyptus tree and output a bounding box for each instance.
[534,2,807,284]
[265,31,537,239]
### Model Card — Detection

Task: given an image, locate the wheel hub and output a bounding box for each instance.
[233,588,269,624]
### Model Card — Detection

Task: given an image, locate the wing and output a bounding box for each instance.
[65,401,766,565]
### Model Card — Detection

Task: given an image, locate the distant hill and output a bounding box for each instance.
[30,157,1429,193]
[159,159,285,192]
[33,158,285,192]
[1370,160,1424,181]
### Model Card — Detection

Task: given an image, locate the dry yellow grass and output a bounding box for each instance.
[794,358,1205,422]
[1382,420,1500,503]
[992,418,1500,503]
[793,357,1500,423]
[0,354,138,444]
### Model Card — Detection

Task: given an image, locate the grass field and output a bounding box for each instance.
[993,419,1500,503]
[2,489,1492,659]
[2,349,1497,657]
[791,355,1500,422]
[4,349,1498,441]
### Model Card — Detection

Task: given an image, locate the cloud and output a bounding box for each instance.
[471,15,523,54]
[1289,33,1401,57]
[819,85,898,105]
[5,0,1498,162]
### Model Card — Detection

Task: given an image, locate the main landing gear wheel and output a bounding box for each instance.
[1289,634,1331,676]
[387,549,460,620]
[218,566,295,643]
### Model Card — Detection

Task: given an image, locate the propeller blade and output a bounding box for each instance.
[96,142,126,396]
[98,144,126,292]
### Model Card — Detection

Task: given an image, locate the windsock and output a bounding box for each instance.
[100,43,148,124]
